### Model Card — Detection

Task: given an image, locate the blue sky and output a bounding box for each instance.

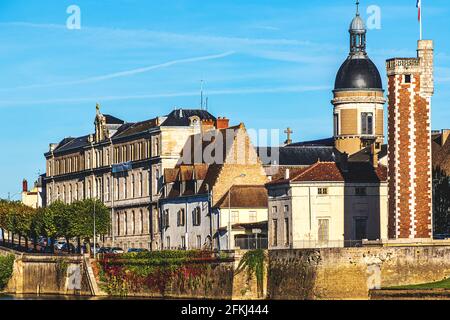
[0,0,449,198]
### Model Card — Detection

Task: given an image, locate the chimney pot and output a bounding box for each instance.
[215,117,230,130]
[22,179,28,192]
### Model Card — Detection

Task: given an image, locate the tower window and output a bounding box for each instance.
[361,112,374,135]
[334,114,340,136]
[405,74,411,83]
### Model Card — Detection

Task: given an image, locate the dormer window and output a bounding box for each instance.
[189,116,201,127]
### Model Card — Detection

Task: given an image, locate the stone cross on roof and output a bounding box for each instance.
[284,127,293,145]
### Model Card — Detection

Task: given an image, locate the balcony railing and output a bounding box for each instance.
[234,237,268,250]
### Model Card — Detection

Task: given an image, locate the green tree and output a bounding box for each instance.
[0,200,10,246]
[76,199,111,254]
[40,204,59,253]
[14,203,35,249]
[51,201,75,253]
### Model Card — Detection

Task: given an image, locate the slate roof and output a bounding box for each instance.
[49,108,215,155]
[104,114,125,125]
[287,137,335,147]
[257,145,341,166]
[112,118,158,139]
[52,135,90,154]
[349,144,387,162]
[161,109,216,127]
[215,185,268,209]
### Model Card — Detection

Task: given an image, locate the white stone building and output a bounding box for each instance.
[266,161,388,249]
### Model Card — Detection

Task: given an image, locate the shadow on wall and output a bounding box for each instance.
[267,250,321,300]
[433,167,450,237]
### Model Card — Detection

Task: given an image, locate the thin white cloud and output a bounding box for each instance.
[1,51,235,91]
[0,85,330,107]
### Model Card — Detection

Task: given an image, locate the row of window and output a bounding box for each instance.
[47,169,160,204]
[334,112,374,136]
[116,210,147,236]
[162,207,202,228]
[164,235,203,250]
[272,218,290,247]
[49,137,161,176]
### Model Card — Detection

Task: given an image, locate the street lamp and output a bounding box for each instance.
[228,174,246,250]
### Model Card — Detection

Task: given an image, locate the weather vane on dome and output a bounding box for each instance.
[356,1,360,16]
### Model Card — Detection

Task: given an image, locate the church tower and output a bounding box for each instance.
[386,40,434,239]
[332,1,385,155]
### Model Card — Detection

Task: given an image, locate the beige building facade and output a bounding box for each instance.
[44,106,219,251]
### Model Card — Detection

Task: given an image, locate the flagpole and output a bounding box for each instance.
[420,0,423,40]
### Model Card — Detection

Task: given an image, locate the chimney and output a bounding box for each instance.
[22,179,28,192]
[442,129,450,146]
[371,143,379,168]
[215,117,230,130]
[285,168,290,180]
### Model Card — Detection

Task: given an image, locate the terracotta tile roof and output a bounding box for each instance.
[215,185,268,209]
[267,161,387,185]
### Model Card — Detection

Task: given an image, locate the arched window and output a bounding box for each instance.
[124,176,127,199]
[88,180,92,199]
[193,207,201,226]
[140,210,144,234]
[106,177,110,201]
[131,174,135,198]
[117,212,121,236]
[155,138,160,156]
[155,168,160,195]
[124,212,128,235]
[139,172,143,197]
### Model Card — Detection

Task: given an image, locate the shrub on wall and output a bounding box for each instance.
[0,254,15,291]
[236,249,267,297]
[98,251,232,297]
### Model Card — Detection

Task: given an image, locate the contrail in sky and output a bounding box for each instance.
[1,51,235,91]
[0,85,330,107]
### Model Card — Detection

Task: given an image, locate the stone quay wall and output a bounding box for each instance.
[1,247,93,296]
[267,246,450,300]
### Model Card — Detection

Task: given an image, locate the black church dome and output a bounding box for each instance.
[334,57,383,91]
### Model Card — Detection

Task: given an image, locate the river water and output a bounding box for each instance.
[0,294,100,300]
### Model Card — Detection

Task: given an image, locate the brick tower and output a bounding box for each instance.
[386,40,434,239]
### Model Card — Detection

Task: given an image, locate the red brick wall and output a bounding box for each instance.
[387,73,432,239]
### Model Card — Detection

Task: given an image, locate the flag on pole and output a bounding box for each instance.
[416,0,421,21]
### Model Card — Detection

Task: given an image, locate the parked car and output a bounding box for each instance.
[41,246,53,254]
[127,248,149,253]
[111,247,124,254]
[59,243,76,252]
[54,241,66,251]
[98,247,112,254]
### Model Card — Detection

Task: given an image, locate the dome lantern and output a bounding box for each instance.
[349,1,367,55]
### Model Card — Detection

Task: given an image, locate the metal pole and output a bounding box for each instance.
[228,188,231,251]
[93,199,96,259]
[111,173,115,247]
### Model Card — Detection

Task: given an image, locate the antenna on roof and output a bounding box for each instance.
[205,97,209,111]
[200,80,204,110]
